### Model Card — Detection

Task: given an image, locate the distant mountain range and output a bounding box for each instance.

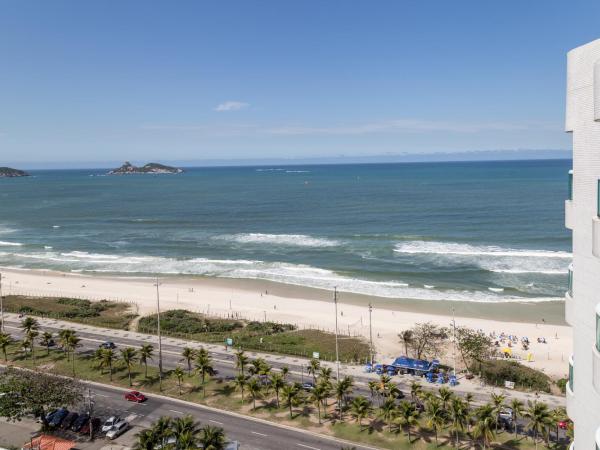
[0,167,29,177]
[108,162,184,175]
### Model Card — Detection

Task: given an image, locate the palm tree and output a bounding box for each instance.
[449,397,469,447]
[472,404,496,450]
[525,401,552,450]
[195,349,214,398]
[335,376,354,420]
[20,317,39,335]
[311,384,329,424]
[307,358,320,383]
[397,400,419,442]
[139,344,154,378]
[509,398,524,439]
[410,381,423,403]
[151,416,173,448]
[25,329,38,362]
[399,329,414,356]
[120,347,138,386]
[40,331,54,355]
[133,428,158,450]
[281,366,289,380]
[176,431,199,450]
[378,397,397,432]
[235,350,248,375]
[490,392,506,433]
[425,396,447,446]
[172,415,200,440]
[438,386,454,410]
[270,372,285,408]
[367,380,379,402]
[349,396,372,430]
[173,366,185,396]
[0,333,11,362]
[281,383,300,419]
[100,348,117,381]
[199,425,226,450]
[66,333,81,376]
[551,407,567,444]
[233,374,247,404]
[320,367,332,383]
[247,377,262,410]
[181,347,195,375]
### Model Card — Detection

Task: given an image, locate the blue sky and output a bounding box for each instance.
[1,0,599,166]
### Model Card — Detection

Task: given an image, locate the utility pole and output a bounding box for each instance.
[452,307,457,377]
[0,272,4,332]
[368,303,373,365]
[86,388,95,441]
[156,277,163,391]
[333,287,340,382]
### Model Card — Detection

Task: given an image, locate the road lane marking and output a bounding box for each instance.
[251,431,268,437]
[168,409,184,414]
[209,419,224,425]
[297,445,321,450]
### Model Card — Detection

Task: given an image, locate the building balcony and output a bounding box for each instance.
[565,200,574,230]
[566,355,575,418]
[593,217,600,258]
[595,304,600,396]
[565,291,574,326]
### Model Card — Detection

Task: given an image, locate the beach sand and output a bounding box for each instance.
[0,268,571,379]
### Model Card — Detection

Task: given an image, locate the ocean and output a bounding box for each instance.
[0,159,571,303]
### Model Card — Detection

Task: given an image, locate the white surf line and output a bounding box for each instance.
[251,431,268,437]
[297,444,321,450]
[209,419,224,425]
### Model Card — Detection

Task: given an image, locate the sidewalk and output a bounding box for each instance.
[3,312,565,409]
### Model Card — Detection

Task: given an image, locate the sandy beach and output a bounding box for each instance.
[0,268,571,379]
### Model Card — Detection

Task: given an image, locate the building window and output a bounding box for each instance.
[569,356,574,393]
[568,170,573,200]
[596,309,600,353]
[568,265,573,297]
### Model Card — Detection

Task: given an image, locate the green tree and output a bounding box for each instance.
[199,424,226,450]
[349,396,372,430]
[410,381,423,403]
[0,369,83,428]
[181,347,195,375]
[0,333,12,362]
[247,377,262,410]
[58,329,74,360]
[311,384,329,424]
[139,344,154,379]
[40,332,54,356]
[449,397,469,447]
[396,400,419,442]
[509,398,524,439]
[24,329,39,362]
[490,392,506,434]
[234,374,247,404]
[235,350,248,375]
[472,404,496,450]
[194,348,214,398]
[335,376,354,420]
[551,407,567,444]
[398,329,414,356]
[378,397,397,432]
[66,333,81,376]
[100,348,117,381]
[455,326,495,374]
[173,366,185,396]
[525,401,552,450]
[281,383,300,419]
[425,397,447,446]
[270,372,285,408]
[438,386,453,410]
[133,428,158,450]
[172,415,200,441]
[20,317,39,335]
[307,358,320,383]
[121,347,138,387]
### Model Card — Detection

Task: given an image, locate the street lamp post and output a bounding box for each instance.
[0,272,4,332]
[452,307,457,377]
[156,277,163,391]
[333,287,340,381]
[368,303,373,366]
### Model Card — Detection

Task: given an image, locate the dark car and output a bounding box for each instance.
[60,412,79,430]
[49,408,69,427]
[99,341,116,349]
[71,414,89,432]
[79,417,101,435]
[301,382,315,391]
[395,390,405,399]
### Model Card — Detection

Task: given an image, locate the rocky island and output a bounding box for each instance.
[108,161,184,175]
[0,167,29,177]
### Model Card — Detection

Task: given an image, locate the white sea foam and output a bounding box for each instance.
[218,233,340,248]
[0,226,16,235]
[394,240,571,275]
[0,241,23,247]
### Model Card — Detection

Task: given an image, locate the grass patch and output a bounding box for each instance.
[138,309,369,362]
[2,295,136,330]
[479,359,553,393]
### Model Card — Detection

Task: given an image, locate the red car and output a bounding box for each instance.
[558,419,571,430]
[124,391,147,403]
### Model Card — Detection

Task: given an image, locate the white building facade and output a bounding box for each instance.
[564,38,600,449]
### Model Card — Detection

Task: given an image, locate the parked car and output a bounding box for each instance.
[106,420,129,440]
[301,382,315,391]
[99,341,116,349]
[49,408,69,427]
[499,408,513,420]
[60,412,79,430]
[71,414,89,432]
[395,389,405,399]
[80,417,101,435]
[558,419,572,430]
[125,390,147,402]
[102,415,121,433]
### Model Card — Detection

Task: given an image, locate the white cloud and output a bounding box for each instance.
[214,101,250,112]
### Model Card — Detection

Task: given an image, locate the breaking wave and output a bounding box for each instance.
[218,233,340,248]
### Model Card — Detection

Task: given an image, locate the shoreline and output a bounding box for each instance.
[0,267,571,379]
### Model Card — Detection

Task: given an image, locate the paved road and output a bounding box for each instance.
[2,313,566,412]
